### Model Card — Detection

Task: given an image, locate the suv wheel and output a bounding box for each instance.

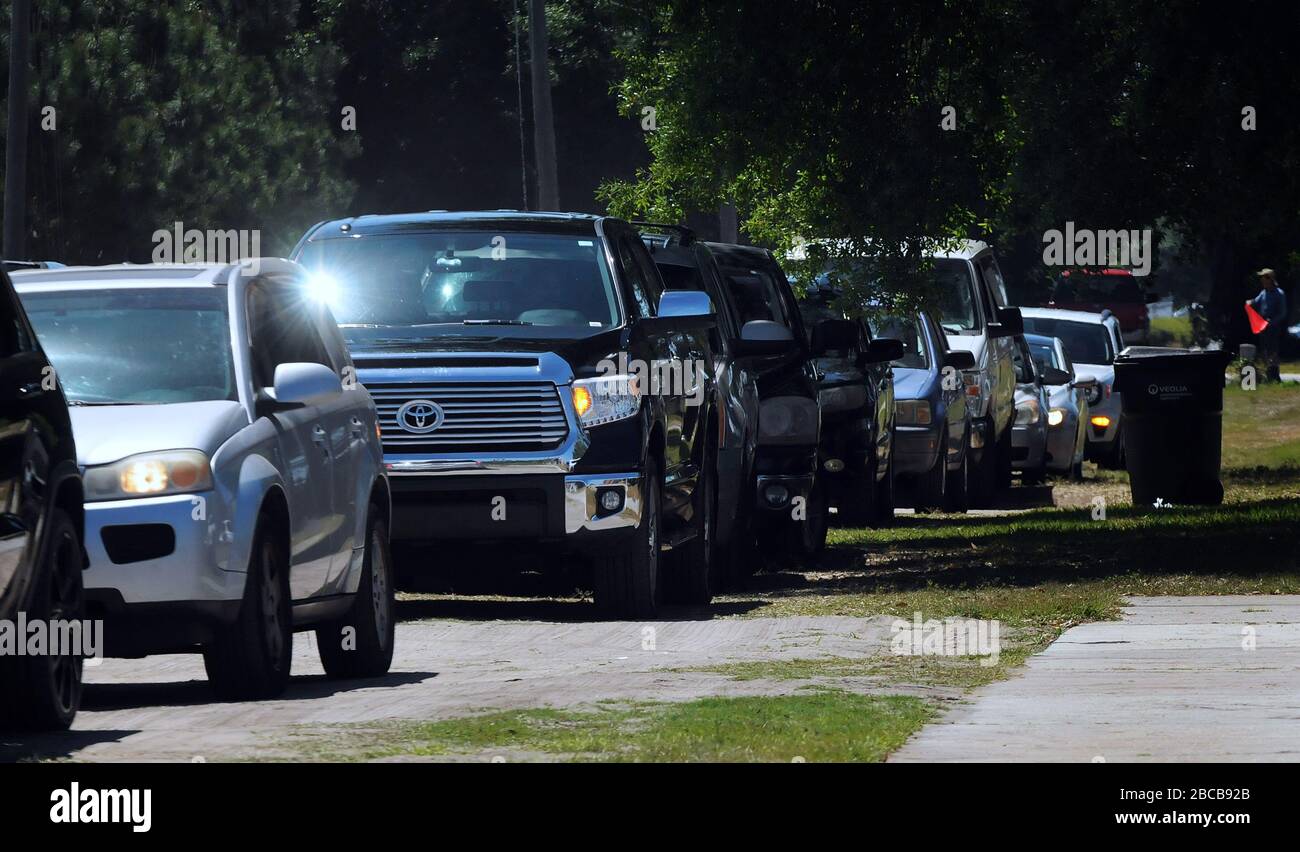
[970,418,999,507]
[204,519,292,699]
[945,447,970,513]
[666,457,716,606]
[317,503,396,679]
[0,509,84,731]
[915,426,948,511]
[592,459,662,618]
[874,449,896,526]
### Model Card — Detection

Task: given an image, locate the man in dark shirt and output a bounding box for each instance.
[1248,268,1288,382]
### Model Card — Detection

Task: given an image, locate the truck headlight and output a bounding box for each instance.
[572,375,641,427]
[895,399,932,426]
[85,450,213,502]
[1014,399,1041,426]
[818,384,867,413]
[759,395,819,445]
[1046,408,1065,428]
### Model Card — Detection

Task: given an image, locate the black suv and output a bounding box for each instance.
[293,212,717,617]
[0,267,85,730]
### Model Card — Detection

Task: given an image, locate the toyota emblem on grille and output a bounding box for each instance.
[396,399,445,434]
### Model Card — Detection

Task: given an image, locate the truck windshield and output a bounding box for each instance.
[298,231,621,330]
[19,287,236,404]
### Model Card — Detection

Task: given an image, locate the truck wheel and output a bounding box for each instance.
[944,448,970,513]
[798,479,829,556]
[666,461,716,606]
[970,418,998,508]
[0,509,84,731]
[317,504,395,679]
[996,422,1014,489]
[592,459,662,618]
[204,519,292,699]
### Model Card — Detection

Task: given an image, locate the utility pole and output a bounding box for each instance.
[528,0,559,211]
[4,0,31,259]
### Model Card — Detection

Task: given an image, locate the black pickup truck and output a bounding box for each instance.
[293,212,718,617]
[0,267,85,730]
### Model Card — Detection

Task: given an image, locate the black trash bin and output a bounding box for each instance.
[1113,346,1233,508]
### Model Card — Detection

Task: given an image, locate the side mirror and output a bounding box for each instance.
[1072,372,1098,390]
[988,306,1024,339]
[944,350,976,371]
[734,319,795,357]
[811,318,858,355]
[862,336,905,363]
[272,362,343,406]
[658,289,715,319]
[1039,365,1073,386]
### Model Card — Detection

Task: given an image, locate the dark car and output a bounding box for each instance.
[0,267,85,730]
[703,242,823,562]
[796,283,904,526]
[293,212,717,617]
[871,310,974,512]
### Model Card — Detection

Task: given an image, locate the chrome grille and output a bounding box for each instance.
[366,381,568,452]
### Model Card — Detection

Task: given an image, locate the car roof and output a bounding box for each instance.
[11,263,233,292]
[1019,306,1111,324]
[302,210,606,240]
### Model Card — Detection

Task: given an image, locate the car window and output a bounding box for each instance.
[1021,317,1115,364]
[248,282,333,387]
[0,283,33,358]
[616,235,657,318]
[21,287,236,404]
[972,261,999,325]
[721,264,790,326]
[869,314,928,369]
[1029,341,1060,372]
[934,258,981,333]
[980,256,1008,307]
[1012,339,1036,383]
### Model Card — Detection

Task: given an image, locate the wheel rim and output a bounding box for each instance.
[261,541,285,664]
[46,529,83,716]
[370,527,392,646]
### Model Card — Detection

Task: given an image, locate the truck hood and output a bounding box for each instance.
[344,325,626,376]
[71,400,248,467]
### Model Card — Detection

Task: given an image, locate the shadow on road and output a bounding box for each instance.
[0,729,138,763]
[81,670,436,713]
[396,596,766,623]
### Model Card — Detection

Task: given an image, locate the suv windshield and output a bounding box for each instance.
[20,287,236,404]
[1022,318,1115,365]
[298,231,620,329]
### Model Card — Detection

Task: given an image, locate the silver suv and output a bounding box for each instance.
[15,260,393,698]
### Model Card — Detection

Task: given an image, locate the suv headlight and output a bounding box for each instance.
[84,450,213,502]
[1014,399,1041,426]
[759,395,819,445]
[572,375,642,427]
[1047,407,1066,427]
[896,399,932,426]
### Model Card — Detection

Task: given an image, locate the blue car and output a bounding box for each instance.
[870,311,975,512]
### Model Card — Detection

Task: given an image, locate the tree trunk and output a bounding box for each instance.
[528,0,559,211]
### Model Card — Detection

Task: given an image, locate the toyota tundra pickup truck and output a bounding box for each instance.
[293,212,718,617]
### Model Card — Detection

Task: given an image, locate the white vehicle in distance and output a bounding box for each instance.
[1019,307,1125,469]
[1024,333,1095,479]
[14,261,394,699]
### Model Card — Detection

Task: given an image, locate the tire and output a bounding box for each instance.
[203,519,292,699]
[995,421,1014,489]
[969,418,998,508]
[1070,459,1084,481]
[799,478,829,556]
[1022,460,1047,486]
[944,447,970,513]
[0,509,84,731]
[873,449,896,526]
[317,505,396,679]
[665,455,716,606]
[592,458,662,618]
[914,427,947,512]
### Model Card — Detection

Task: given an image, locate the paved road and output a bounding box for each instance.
[892,596,1300,762]
[3,609,903,762]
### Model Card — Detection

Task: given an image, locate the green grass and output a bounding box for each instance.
[280,692,934,763]
[1148,316,1194,347]
[1222,382,1300,470]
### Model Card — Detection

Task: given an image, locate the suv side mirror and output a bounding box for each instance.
[810,318,858,355]
[273,362,342,405]
[1039,365,1072,386]
[658,289,715,319]
[988,306,1024,338]
[734,319,795,357]
[862,336,905,363]
[944,350,976,371]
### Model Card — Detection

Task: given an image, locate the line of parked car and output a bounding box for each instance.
[0,210,1134,730]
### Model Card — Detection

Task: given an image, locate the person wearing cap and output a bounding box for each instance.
[1247,268,1287,382]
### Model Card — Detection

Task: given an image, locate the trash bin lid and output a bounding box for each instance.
[1115,346,1233,368]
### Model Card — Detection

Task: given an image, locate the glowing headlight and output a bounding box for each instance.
[1047,408,1065,428]
[572,375,641,427]
[1014,399,1041,426]
[896,399,932,426]
[304,270,341,305]
[85,450,213,502]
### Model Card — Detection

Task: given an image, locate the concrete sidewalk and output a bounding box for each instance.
[892,596,1300,762]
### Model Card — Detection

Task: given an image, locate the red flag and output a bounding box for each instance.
[1246,302,1269,334]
